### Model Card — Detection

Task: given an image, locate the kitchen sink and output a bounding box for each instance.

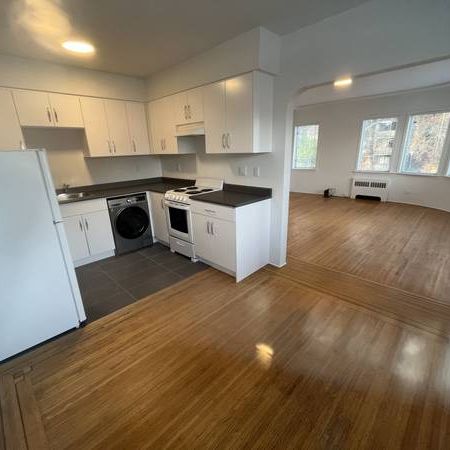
[57,192,91,202]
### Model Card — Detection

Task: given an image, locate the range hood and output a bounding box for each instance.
[176,122,205,137]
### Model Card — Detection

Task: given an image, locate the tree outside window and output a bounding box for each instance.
[292,125,319,169]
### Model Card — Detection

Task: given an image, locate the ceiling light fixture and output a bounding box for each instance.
[334,77,353,88]
[62,40,95,54]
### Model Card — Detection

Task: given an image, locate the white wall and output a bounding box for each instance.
[23,128,162,188]
[0,54,147,100]
[290,85,450,212]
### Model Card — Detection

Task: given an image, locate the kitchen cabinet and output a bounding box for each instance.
[60,198,115,266]
[191,199,271,281]
[104,100,132,155]
[173,87,204,125]
[126,102,151,154]
[80,97,112,157]
[203,71,273,154]
[148,97,177,154]
[149,192,169,244]
[0,88,25,150]
[12,90,83,128]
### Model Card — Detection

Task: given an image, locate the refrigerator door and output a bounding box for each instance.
[0,150,83,361]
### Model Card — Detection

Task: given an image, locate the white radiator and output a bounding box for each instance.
[350,178,390,202]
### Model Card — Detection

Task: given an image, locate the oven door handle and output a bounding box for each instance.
[164,200,190,210]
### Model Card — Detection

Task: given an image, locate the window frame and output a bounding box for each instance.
[398,109,450,177]
[292,123,320,171]
[355,115,401,173]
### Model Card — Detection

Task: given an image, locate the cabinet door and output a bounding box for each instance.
[173,92,188,125]
[210,218,236,271]
[12,90,53,127]
[148,99,165,154]
[126,102,150,155]
[150,193,169,243]
[192,213,212,260]
[225,73,253,153]
[83,210,115,256]
[161,96,178,154]
[186,87,204,123]
[104,100,132,155]
[0,89,24,150]
[80,97,112,157]
[203,81,226,153]
[63,215,90,262]
[49,93,83,128]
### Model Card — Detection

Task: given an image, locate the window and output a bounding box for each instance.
[357,117,398,172]
[292,124,319,169]
[400,112,450,175]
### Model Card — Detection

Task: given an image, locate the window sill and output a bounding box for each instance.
[292,167,317,171]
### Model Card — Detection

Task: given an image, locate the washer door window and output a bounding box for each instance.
[116,206,150,240]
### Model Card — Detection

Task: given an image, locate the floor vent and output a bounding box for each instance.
[351,178,389,201]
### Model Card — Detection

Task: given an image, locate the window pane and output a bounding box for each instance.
[401,112,450,175]
[292,125,319,169]
[357,118,398,171]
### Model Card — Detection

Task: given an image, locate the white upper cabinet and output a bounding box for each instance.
[203,81,227,154]
[148,96,177,154]
[0,88,24,151]
[203,71,273,154]
[80,97,112,157]
[104,100,132,155]
[13,90,83,128]
[173,87,204,125]
[126,102,150,155]
[48,93,84,128]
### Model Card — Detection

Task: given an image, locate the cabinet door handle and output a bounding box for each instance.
[226,133,231,149]
[107,140,112,153]
[46,107,52,123]
[112,141,117,153]
[188,105,191,119]
[207,221,211,234]
[79,220,83,231]
[53,108,59,123]
[84,218,89,230]
[184,105,188,120]
[221,133,226,149]
[210,222,214,235]
[132,139,137,152]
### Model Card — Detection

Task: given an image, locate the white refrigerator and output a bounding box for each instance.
[0,149,86,361]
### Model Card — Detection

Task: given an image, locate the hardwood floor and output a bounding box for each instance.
[288,193,450,304]
[1,196,450,449]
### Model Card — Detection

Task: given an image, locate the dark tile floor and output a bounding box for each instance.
[75,243,208,322]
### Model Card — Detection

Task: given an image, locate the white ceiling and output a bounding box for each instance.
[0,0,370,77]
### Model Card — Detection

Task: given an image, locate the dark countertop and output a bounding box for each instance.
[57,178,271,208]
[57,177,194,204]
[192,184,272,207]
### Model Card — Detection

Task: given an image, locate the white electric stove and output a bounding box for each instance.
[164,178,223,260]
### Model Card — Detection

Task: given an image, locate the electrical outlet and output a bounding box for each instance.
[253,166,261,177]
[239,166,248,176]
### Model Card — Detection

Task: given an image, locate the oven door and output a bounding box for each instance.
[164,200,193,243]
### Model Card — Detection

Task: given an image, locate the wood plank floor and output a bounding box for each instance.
[1,196,450,449]
[288,194,450,304]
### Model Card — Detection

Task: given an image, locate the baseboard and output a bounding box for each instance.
[74,250,115,267]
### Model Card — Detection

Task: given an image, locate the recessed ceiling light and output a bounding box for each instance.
[62,40,95,54]
[334,77,353,88]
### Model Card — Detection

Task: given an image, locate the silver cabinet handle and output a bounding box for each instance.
[207,221,211,234]
[46,107,52,123]
[210,221,214,235]
[84,218,89,230]
[107,140,112,153]
[79,220,83,231]
[187,105,192,119]
[112,141,117,153]
[226,133,231,149]
[221,133,226,149]
[132,139,137,152]
[53,108,59,123]
[184,105,188,120]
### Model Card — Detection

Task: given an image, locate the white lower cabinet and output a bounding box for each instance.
[149,192,169,244]
[60,199,115,266]
[191,199,271,281]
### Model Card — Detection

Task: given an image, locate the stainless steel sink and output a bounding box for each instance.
[57,192,90,202]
